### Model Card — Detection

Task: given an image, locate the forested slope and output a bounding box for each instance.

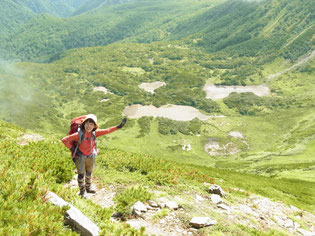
[1,0,313,62]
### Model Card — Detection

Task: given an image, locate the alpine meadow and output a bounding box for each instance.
[0,0,314,235]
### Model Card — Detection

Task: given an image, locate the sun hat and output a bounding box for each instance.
[83,114,98,129]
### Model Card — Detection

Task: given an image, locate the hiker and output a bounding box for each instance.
[62,114,127,196]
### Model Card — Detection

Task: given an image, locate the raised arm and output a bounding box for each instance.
[95,118,127,137]
[62,132,80,149]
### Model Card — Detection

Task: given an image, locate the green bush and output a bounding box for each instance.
[114,186,152,217]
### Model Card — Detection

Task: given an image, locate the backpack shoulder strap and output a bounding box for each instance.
[92,131,97,151]
[72,129,84,160]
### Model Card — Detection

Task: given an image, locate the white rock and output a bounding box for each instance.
[274,215,285,227]
[208,184,226,197]
[133,201,147,213]
[165,201,179,210]
[45,191,100,236]
[190,217,217,228]
[147,200,158,207]
[195,194,204,202]
[284,219,294,228]
[217,203,230,211]
[211,194,223,204]
[158,202,166,208]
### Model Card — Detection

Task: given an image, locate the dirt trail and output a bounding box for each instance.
[268,50,315,80]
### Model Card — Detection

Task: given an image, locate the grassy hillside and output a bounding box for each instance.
[0,119,314,235]
[0,41,314,183]
[172,0,315,62]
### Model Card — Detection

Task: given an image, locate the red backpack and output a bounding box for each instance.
[68,115,96,160]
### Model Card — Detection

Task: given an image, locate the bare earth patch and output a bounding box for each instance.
[93,86,111,94]
[123,104,224,121]
[203,83,270,100]
[17,134,45,145]
[228,131,244,139]
[139,81,166,94]
[204,138,240,156]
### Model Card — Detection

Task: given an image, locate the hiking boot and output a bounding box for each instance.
[86,187,96,194]
[79,189,86,197]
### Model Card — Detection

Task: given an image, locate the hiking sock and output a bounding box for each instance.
[78,173,85,190]
[85,171,96,193]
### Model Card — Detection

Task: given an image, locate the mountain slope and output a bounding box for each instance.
[12,0,86,17]
[0,0,313,62]
[169,0,315,61]
[0,0,35,36]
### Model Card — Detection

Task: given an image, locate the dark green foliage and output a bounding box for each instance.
[1,0,313,63]
[157,118,202,135]
[137,117,152,138]
[223,92,297,115]
[223,92,264,116]
[0,121,74,234]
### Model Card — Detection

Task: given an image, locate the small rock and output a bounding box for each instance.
[148,200,158,207]
[165,201,179,210]
[274,215,285,227]
[190,217,217,228]
[132,201,147,216]
[211,194,223,204]
[284,219,294,228]
[217,203,230,211]
[159,219,166,224]
[158,202,166,208]
[195,194,204,202]
[208,184,226,197]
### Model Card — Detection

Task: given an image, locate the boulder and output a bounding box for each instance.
[208,184,226,197]
[132,201,147,216]
[190,217,217,228]
[45,191,100,236]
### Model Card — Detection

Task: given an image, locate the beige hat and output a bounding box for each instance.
[83,114,98,129]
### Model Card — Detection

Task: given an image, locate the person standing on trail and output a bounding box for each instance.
[62,114,127,196]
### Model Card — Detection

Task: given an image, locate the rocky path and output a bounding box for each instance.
[65,177,315,236]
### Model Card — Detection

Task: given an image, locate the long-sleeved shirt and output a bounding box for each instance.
[62,126,118,156]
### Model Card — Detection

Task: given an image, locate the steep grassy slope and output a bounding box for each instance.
[171,0,315,62]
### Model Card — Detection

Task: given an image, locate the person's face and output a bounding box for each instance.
[84,119,96,133]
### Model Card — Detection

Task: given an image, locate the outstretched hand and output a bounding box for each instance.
[117,118,127,129]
